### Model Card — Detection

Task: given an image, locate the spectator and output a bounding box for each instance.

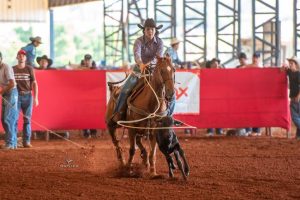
[0,51,18,150]
[36,55,53,70]
[206,58,223,136]
[210,58,222,68]
[236,53,251,136]
[80,54,98,138]
[21,36,42,67]
[245,52,262,68]
[282,56,300,140]
[13,49,39,148]
[236,52,248,68]
[244,52,262,136]
[164,38,191,69]
[80,54,97,69]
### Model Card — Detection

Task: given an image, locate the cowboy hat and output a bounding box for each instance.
[287,56,300,68]
[170,38,181,46]
[36,55,53,68]
[137,18,163,30]
[29,36,42,44]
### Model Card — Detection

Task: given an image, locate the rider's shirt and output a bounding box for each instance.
[133,35,164,66]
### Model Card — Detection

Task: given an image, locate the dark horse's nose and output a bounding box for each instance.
[166,89,174,101]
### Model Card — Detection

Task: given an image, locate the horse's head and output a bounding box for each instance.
[155,54,175,101]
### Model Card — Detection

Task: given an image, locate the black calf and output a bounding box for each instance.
[156,116,190,180]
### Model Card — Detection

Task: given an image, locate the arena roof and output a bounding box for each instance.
[48,0,101,8]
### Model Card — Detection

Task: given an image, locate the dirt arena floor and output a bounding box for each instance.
[0,130,299,200]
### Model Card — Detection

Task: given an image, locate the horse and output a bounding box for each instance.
[105,55,175,176]
[156,116,190,180]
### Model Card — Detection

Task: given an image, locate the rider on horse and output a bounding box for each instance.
[110,18,176,124]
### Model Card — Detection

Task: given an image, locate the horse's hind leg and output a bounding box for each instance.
[136,135,149,169]
[108,126,125,166]
[127,129,136,167]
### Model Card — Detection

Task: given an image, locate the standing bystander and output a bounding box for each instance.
[0,51,18,149]
[13,49,39,148]
[21,36,42,67]
[282,56,300,140]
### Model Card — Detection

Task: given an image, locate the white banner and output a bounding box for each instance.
[106,71,200,114]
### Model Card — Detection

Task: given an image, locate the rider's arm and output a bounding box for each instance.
[133,38,143,66]
[157,39,164,57]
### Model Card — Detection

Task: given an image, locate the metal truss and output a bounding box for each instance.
[252,0,280,66]
[183,0,207,62]
[154,0,176,47]
[294,0,300,56]
[216,0,241,66]
[104,0,124,66]
[127,0,148,62]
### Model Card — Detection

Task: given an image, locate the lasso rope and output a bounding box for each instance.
[1,96,86,149]
[116,70,197,130]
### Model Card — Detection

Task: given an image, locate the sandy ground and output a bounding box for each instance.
[0,130,299,200]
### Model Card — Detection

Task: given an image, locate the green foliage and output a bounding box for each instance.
[14,27,33,43]
[53,25,102,66]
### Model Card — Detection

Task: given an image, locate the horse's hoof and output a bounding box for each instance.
[150,174,164,179]
[143,162,150,170]
[119,160,126,167]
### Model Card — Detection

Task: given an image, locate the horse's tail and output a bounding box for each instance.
[107,72,129,92]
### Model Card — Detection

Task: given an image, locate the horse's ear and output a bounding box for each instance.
[165,53,170,58]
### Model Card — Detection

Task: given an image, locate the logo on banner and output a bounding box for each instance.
[106,71,200,114]
[176,87,188,100]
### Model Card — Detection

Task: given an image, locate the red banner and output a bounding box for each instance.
[175,68,290,130]
[0,68,290,131]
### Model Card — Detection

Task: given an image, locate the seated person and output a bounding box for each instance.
[80,54,97,69]
[36,55,54,70]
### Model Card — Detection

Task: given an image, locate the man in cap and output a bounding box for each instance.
[110,18,170,124]
[13,49,39,148]
[164,38,191,69]
[22,36,42,67]
[245,52,262,68]
[0,51,18,150]
[282,56,300,140]
[236,52,248,68]
[36,55,53,70]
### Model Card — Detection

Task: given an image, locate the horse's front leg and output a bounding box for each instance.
[149,133,157,176]
[127,129,136,167]
[108,126,125,166]
[136,135,149,169]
